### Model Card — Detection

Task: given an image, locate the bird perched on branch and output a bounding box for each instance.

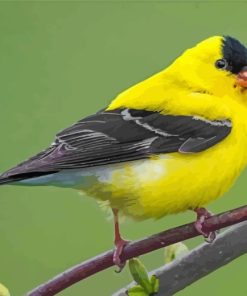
[1,35,247,269]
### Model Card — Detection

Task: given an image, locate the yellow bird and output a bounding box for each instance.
[1,35,247,268]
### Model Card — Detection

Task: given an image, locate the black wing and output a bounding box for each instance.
[0,108,232,183]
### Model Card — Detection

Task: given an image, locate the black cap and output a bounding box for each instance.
[222,36,247,74]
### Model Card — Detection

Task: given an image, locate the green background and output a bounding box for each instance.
[0,1,247,295]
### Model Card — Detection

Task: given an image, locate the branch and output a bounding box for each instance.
[113,221,247,296]
[26,204,247,296]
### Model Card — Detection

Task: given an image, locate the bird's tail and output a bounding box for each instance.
[0,174,31,185]
[0,176,18,185]
[0,171,57,186]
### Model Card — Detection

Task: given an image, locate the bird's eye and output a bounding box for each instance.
[215,59,228,70]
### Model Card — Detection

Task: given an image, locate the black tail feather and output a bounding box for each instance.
[0,171,58,186]
[0,177,17,185]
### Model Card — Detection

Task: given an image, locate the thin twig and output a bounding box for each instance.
[113,221,247,296]
[26,204,247,296]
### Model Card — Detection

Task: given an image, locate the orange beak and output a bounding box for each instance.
[237,66,247,88]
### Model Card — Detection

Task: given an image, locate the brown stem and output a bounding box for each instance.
[26,204,247,296]
[113,221,247,296]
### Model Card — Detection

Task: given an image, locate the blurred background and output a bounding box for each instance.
[0,1,247,295]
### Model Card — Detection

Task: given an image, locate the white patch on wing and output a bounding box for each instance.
[193,116,232,127]
[121,108,177,137]
[121,108,140,121]
[135,119,176,137]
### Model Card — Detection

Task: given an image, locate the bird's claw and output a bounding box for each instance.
[194,207,216,243]
[113,239,129,272]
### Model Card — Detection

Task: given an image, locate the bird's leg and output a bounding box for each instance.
[112,208,129,271]
[194,207,216,243]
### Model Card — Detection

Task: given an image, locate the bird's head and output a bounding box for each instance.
[108,35,247,115]
[170,35,247,99]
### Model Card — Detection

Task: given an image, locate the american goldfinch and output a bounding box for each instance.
[1,35,247,267]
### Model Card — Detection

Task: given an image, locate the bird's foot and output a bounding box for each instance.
[113,238,129,272]
[194,207,216,243]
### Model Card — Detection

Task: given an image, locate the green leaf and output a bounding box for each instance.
[150,275,159,293]
[164,242,189,263]
[128,285,148,296]
[128,258,153,294]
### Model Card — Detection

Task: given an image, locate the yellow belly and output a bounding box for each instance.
[81,116,247,220]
